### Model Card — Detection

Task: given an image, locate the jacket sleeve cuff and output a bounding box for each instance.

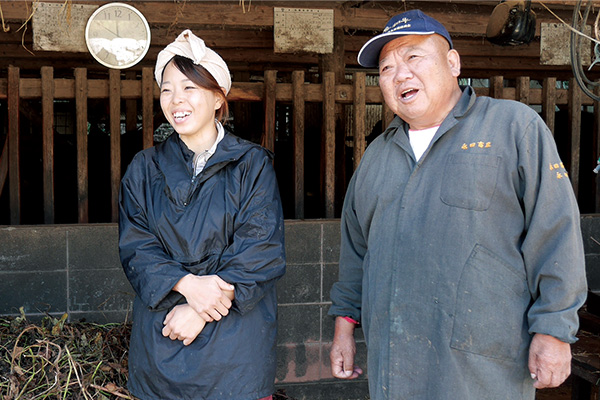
[528,312,581,344]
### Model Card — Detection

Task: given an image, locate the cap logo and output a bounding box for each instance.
[383,17,411,33]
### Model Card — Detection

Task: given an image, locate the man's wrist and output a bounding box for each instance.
[341,316,359,325]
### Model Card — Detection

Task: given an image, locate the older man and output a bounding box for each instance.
[329,9,587,400]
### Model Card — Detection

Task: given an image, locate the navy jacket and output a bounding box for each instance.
[119,130,286,400]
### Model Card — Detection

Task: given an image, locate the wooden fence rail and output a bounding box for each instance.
[0,66,597,224]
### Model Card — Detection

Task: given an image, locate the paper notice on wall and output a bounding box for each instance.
[274,7,333,54]
[540,22,591,66]
[32,2,98,52]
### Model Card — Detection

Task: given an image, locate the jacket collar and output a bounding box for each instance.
[390,86,476,153]
[156,128,259,186]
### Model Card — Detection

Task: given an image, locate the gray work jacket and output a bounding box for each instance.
[330,86,587,400]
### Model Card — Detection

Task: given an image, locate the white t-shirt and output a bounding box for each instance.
[408,125,439,161]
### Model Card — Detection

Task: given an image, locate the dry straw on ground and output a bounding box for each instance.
[0,310,294,400]
[0,309,132,400]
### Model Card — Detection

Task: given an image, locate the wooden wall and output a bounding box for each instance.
[0,67,598,224]
[0,1,589,77]
[1,1,600,224]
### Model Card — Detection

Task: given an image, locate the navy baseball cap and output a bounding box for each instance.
[357,10,453,68]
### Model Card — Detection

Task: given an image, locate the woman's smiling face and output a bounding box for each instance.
[159,61,222,138]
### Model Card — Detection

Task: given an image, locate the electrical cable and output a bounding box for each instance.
[570,0,600,101]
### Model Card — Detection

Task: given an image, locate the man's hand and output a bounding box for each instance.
[330,316,363,379]
[528,333,572,389]
[162,304,206,346]
[173,274,234,322]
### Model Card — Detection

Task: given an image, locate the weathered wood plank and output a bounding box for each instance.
[74,68,89,223]
[125,71,138,134]
[0,135,7,195]
[489,75,504,99]
[568,77,581,198]
[8,66,20,224]
[109,69,121,223]
[0,77,587,106]
[353,72,366,170]
[142,68,154,149]
[262,70,277,153]
[542,77,557,135]
[41,66,54,223]
[323,71,335,218]
[292,70,305,219]
[0,1,578,26]
[516,76,530,105]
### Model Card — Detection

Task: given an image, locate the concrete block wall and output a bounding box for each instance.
[3,216,599,399]
[0,220,369,399]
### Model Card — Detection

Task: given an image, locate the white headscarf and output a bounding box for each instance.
[155,29,232,94]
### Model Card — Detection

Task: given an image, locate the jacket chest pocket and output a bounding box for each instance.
[440,153,501,211]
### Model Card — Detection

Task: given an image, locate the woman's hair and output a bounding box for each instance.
[164,55,230,124]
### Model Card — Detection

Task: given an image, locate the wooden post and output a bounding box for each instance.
[319,28,346,216]
[489,76,503,99]
[292,70,305,219]
[323,71,335,218]
[594,84,600,212]
[8,66,20,225]
[353,72,366,170]
[142,67,154,149]
[568,77,581,198]
[263,70,277,153]
[41,66,55,224]
[0,136,7,195]
[74,68,89,223]
[125,70,137,134]
[109,69,121,223]
[542,77,556,135]
[352,72,367,171]
[516,76,530,105]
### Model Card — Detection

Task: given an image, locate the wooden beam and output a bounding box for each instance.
[142,68,154,149]
[489,75,504,99]
[74,68,89,223]
[323,71,335,218]
[542,77,557,135]
[516,76,530,105]
[263,70,277,153]
[125,71,137,133]
[353,72,366,170]
[568,76,582,198]
[41,66,55,223]
[0,135,7,195]
[109,69,121,223]
[292,70,305,219]
[8,66,20,224]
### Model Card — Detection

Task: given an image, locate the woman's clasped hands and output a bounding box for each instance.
[162,274,235,345]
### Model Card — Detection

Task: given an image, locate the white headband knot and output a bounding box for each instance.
[155,29,231,94]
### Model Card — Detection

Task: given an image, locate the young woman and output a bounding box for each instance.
[118,30,285,400]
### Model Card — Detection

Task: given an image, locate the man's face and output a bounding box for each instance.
[378,34,461,130]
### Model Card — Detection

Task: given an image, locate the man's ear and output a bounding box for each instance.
[447,49,461,78]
